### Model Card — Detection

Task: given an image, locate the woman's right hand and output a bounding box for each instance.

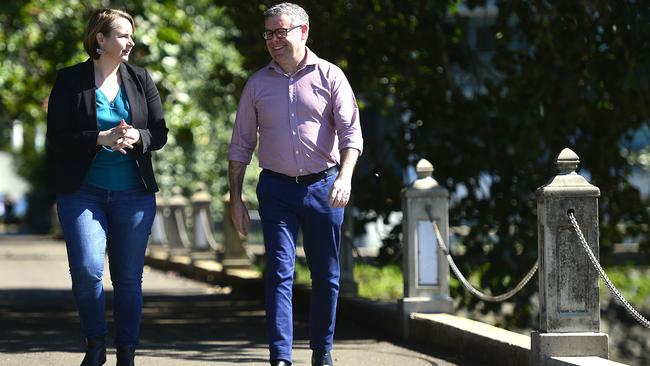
[96,119,132,149]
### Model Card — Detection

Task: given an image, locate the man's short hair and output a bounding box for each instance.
[264,3,309,26]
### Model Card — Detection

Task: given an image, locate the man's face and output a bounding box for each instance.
[264,14,306,67]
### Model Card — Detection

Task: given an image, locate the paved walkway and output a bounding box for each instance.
[0,235,477,366]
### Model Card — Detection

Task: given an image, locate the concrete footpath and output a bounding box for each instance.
[0,235,478,366]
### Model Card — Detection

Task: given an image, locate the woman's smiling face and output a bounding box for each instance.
[97,17,135,63]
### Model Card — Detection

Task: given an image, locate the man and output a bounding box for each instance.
[228,3,362,366]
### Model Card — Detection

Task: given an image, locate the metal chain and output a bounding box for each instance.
[426,208,538,302]
[568,211,650,329]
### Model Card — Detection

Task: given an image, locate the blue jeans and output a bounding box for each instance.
[257,170,344,363]
[57,185,155,347]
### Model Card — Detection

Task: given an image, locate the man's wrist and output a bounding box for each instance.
[336,172,353,182]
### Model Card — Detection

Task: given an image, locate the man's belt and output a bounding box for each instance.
[264,165,339,185]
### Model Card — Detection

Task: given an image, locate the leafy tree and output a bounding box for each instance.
[124,0,254,213]
[0,0,89,231]
[0,0,251,229]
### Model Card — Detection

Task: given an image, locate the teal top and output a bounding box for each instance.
[84,84,142,190]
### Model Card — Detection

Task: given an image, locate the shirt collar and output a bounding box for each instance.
[267,47,319,74]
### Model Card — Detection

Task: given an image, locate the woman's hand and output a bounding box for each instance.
[111,121,140,154]
[96,120,139,154]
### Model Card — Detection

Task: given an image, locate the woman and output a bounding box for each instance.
[46,8,168,366]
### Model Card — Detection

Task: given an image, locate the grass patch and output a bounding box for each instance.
[355,263,403,300]
[251,260,313,286]
[294,261,312,285]
[287,261,404,300]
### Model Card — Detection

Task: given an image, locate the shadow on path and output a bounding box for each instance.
[0,287,477,365]
[0,289,271,364]
[0,235,484,365]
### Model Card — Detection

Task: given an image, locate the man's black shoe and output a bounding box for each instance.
[312,352,333,366]
[270,360,291,366]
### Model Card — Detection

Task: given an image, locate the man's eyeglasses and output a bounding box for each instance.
[262,25,302,40]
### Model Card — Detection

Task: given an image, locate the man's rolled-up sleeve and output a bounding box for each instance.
[331,68,363,155]
[229,79,258,164]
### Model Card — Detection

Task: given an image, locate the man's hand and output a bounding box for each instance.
[328,148,360,208]
[230,196,250,237]
[228,160,250,237]
[329,177,351,208]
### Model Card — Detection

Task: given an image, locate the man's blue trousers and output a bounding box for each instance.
[257,169,344,363]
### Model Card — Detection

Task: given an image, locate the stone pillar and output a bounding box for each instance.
[190,183,216,251]
[149,193,167,247]
[189,183,221,262]
[165,186,192,255]
[222,193,252,269]
[399,159,453,339]
[339,203,358,295]
[531,148,608,366]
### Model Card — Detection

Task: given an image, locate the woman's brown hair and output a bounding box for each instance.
[83,8,135,59]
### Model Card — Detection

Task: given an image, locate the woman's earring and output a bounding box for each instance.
[96,47,105,55]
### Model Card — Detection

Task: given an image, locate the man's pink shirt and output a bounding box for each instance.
[228,49,363,177]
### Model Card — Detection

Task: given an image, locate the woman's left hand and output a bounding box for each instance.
[111,120,140,154]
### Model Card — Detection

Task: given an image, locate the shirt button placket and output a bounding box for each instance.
[289,76,301,174]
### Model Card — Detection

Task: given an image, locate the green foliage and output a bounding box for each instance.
[602,266,650,307]
[355,263,403,300]
[124,0,255,213]
[0,0,94,231]
[0,0,88,167]
[293,261,312,285]
[0,0,256,223]
[293,261,403,300]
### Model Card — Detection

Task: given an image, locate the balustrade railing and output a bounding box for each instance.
[147,147,643,366]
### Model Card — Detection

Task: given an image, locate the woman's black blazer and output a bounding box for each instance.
[46,59,168,194]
